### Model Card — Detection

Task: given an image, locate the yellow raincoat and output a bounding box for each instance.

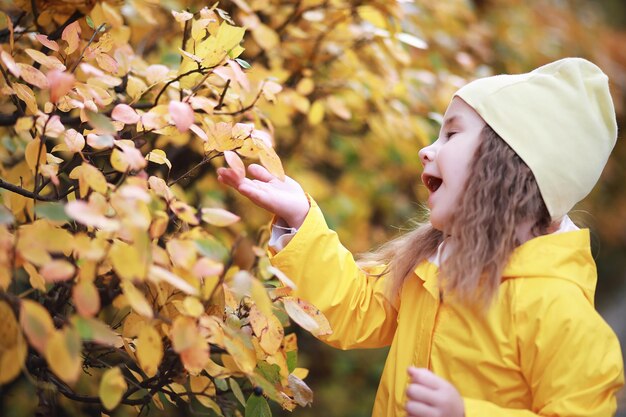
[270,199,624,417]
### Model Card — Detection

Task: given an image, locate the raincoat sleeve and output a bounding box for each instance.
[269,197,398,350]
[464,279,624,417]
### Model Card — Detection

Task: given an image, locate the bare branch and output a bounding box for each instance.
[0,178,56,202]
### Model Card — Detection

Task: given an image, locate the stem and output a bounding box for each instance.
[213,81,266,116]
[213,79,231,110]
[70,23,107,73]
[0,178,56,201]
[154,68,205,106]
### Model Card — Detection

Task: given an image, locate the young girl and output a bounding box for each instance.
[217,57,624,417]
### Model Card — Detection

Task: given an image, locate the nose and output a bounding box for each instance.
[418,144,435,166]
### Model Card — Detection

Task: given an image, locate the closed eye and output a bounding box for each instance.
[446,131,457,139]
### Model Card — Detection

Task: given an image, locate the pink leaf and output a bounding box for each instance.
[64,129,85,153]
[224,150,245,180]
[189,124,208,141]
[111,104,140,124]
[169,101,194,133]
[35,34,60,51]
[40,260,76,283]
[1,50,20,77]
[47,70,75,103]
[62,21,81,55]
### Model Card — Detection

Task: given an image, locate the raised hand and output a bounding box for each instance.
[405,368,464,417]
[217,163,310,229]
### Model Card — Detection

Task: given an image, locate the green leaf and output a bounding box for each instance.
[235,58,251,69]
[194,238,229,262]
[214,377,228,391]
[245,395,271,417]
[229,378,246,406]
[286,350,297,373]
[85,110,116,135]
[35,202,70,222]
[86,15,95,29]
[256,362,281,384]
[0,204,15,225]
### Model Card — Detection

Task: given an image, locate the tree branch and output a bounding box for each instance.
[0,178,56,201]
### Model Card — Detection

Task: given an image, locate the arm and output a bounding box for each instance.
[269,197,398,349]
[217,164,398,349]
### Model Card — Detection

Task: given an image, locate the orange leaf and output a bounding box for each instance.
[47,70,75,103]
[73,280,100,317]
[17,64,49,89]
[62,21,81,55]
[12,83,38,114]
[35,34,60,51]
[25,49,66,70]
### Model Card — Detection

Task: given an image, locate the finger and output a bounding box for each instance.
[405,400,437,417]
[408,368,442,390]
[218,168,244,188]
[247,163,275,182]
[406,383,437,406]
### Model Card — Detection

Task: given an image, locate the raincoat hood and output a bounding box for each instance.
[502,229,596,304]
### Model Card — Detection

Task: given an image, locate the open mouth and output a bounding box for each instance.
[423,174,442,192]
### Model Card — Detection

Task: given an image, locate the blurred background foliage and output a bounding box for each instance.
[1,0,625,416]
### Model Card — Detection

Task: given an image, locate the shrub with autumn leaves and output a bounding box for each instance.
[0,1,338,416]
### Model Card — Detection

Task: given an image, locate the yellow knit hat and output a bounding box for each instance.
[455,57,618,220]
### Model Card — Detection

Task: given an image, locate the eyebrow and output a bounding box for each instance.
[442,115,459,130]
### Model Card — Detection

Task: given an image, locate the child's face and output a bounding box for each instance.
[419,97,486,231]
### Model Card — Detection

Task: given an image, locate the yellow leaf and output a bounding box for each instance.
[145,149,172,169]
[25,137,46,173]
[148,265,199,296]
[170,201,199,225]
[45,327,83,385]
[292,367,308,380]
[73,279,101,317]
[283,297,332,337]
[308,100,325,125]
[357,5,388,29]
[20,299,54,354]
[201,207,240,227]
[252,24,279,51]
[215,22,246,54]
[69,163,108,198]
[120,281,153,319]
[0,301,27,385]
[181,297,205,318]
[24,262,46,291]
[223,330,256,374]
[13,83,38,114]
[256,140,285,181]
[126,75,147,101]
[109,240,147,280]
[249,305,284,355]
[190,375,217,409]
[136,325,163,377]
[250,278,272,318]
[165,238,197,268]
[99,367,127,411]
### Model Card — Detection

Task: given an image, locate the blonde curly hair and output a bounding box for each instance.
[359,124,551,307]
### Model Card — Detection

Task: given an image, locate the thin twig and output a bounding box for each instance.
[213,79,231,110]
[154,68,205,106]
[167,152,220,186]
[213,81,266,116]
[70,23,107,73]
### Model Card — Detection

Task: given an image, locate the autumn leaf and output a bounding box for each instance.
[73,279,101,317]
[45,326,83,385]
[283,297,332,337]
[136,325,163,377]
[20,299,55,354]
[224,150,245,179]
[0,301,27,385]
[40,259,76,283]
[287,374,313,407]
[120,281,153,319]
[62,21,81,55]
[111,104,140,124]
[201,207,240,227]
[169,101,194,132]
[99,367,127,410]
